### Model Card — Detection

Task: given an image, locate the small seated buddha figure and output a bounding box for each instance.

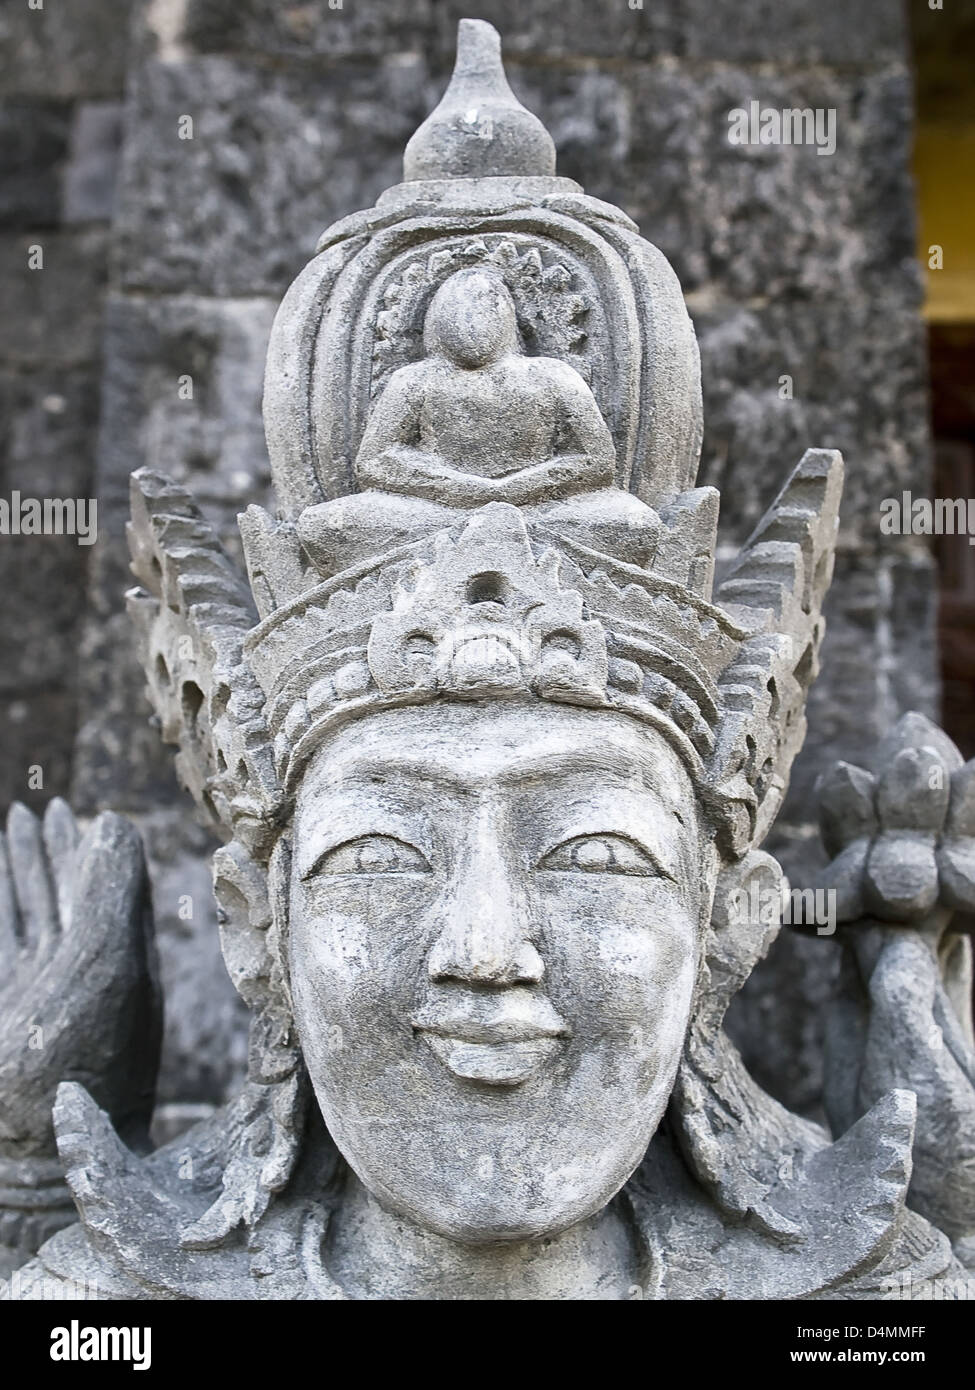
[297,267,661,574]
[357,267,615,504]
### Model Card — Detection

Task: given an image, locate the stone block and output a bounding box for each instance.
[0,368,99,777]
[114,55,429,295]
[177,0,907,66]
[0,101,71,228]
[0,0,134,100]
[0,690,76,811]
[0,365,100,498]
[599,65,915,304]
[72,292,275,815]
[0,230,110,367]
[92,291,275,538]
[63,101,124,224]
[695,292,930,548]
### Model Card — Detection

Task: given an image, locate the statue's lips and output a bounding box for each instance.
[419,1032,564,1086]
[412,1013,568,1086]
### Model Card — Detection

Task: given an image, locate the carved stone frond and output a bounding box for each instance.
[126,469,283,857]
[710,447,844,856]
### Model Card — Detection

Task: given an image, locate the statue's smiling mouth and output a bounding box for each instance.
[419,1032,565,1086]
[412,1011,569,1086]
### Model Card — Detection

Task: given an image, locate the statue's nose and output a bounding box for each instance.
[426,829,543,987]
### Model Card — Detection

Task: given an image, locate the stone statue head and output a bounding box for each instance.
[128,451,840,1254]
[124,18,844,1255]
[422,267,520,369]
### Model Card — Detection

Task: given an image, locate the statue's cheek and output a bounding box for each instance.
[289,876,439,1032]
[529,878,698,1011]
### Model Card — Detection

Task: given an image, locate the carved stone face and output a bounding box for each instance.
[288,700,710,1242]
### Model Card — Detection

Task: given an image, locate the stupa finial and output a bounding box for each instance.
[403,18,557,181]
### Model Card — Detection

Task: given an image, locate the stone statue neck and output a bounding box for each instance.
[323,1170,643,1301]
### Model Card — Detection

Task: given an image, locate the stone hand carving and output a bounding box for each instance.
[816,714,975,1262]
[816,711,975,924]
[7,19,971,1300]
[0,803,159,1274]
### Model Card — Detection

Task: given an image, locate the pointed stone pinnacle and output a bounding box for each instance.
[403,18,557,182]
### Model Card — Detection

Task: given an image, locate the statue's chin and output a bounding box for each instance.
[355,1173,632,1246]
[323,1106,660,1246]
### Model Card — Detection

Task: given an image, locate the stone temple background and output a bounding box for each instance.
[0,0,941,1120]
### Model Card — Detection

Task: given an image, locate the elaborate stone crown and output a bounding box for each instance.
[244,501,741,785]
[126,18,843,863]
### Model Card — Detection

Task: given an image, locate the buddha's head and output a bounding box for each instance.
[423,268,519,369]
[287,698,713,1241]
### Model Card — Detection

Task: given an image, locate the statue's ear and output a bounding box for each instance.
[212,840,273,1011]
[672,849,822,1241]
[696,851,784,1037]
[212,837,297,1089]
[179,837,308,1254]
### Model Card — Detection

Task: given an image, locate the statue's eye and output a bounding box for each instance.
[318,835,431,876]
[538,834,665,878]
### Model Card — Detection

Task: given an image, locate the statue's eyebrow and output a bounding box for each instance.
[331,742,664,796]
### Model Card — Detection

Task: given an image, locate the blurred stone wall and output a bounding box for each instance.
[1,0,937,1116]
[0,0,129,811]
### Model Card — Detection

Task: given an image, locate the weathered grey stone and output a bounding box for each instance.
[813,715,975,1244]
[70,291,275,818]
[0,4,130,829]
[178,0,907,67]
[0,695,77,822]
[0,367,101,500]
[178,0,441,61]
[0,230,110,367]
[111,53,921,313]
[113,55,428,296]
[0,537,91,696]
[3,20,969,1302]
[726,922,840,1120]
[696,292,931,549]
[0,101,71,229]
[63,102,124,225]
[0,0,124,834]
[87,292,275,531]
[525,65,917,304]
[404,20,556,181]
[0,0,135,100]
[0,364,101,811]
[786,550,940,818]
